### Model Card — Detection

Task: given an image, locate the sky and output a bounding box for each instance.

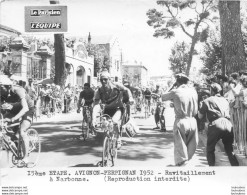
[0,0,190,76]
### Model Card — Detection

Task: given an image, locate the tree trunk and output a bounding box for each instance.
[54,34,67,88]
[219,0,246,74]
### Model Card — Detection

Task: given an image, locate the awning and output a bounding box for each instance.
[37,78,54,85]
[10,75,27,82]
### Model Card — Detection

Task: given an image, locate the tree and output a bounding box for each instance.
[146,0,218,75]
[169,41,189,74]
[200,28,223,76]
[54,34,67,88]
[85,43,110,77]
[219,1,246,74]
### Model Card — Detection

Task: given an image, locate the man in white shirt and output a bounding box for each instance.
[64,83,73,113]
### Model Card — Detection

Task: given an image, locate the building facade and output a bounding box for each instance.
[0,24,94,86]
[62,41,94,87]
[149,75,173,89]
[90,35,122,83]
[122,64,149,87]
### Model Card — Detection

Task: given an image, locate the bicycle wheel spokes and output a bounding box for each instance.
[102,137,112,167]
[111,138,118,167]
[26,129,41,168]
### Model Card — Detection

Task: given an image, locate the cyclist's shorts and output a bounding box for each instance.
[104,107,124,118]
[22,107,35,123]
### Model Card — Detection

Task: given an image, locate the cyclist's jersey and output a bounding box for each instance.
[94,82,128,109]
[6,86,34,109]
[135,90,142,98]
[4,86,34,117]
[143,90,152,100]
[79,88,95,105]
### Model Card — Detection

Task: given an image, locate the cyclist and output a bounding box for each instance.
[134,87,142,112]
[77,83,95,138]
[143,87,152,114]
[92,71,134,149]
[0,75,35,166]
[44,84,52,112]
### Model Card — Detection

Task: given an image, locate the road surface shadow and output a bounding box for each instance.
[70,164,98,167]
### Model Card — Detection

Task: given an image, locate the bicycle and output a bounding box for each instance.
[79,105,96,140]
[93,104,119,167]
[134,97,142,114]
[0,113,41,168]
[159,102,166,131]
[101,114,118,167]
[144,97,151,119]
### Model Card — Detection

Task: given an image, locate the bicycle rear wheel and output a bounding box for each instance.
[83,124,90,141]
[26,129,41,168]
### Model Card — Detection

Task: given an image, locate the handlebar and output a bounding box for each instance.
[0,120,19,133]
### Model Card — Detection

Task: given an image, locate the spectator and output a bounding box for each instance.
[198,83,239,166]
[64,83,73,113]
[160,73,198,166]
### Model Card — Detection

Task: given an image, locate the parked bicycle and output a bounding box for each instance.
[0,114,41,168]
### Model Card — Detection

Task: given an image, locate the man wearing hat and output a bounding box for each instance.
[198,83,239,166]
[159,73,198,166]
[93,70,134,149]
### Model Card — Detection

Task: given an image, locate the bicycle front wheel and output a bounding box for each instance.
[102,136,112,167]
[111,137,118,167]
[26,129,41,168]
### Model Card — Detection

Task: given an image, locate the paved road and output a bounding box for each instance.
[0,106,231,168]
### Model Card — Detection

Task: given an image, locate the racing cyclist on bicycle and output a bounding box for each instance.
[77,83,95,138]
[143,87,152,114]
[0,75,35,166]
[92,71,134,149]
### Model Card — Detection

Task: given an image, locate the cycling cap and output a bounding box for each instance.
[100,71,110,78]
[0,75,13,85]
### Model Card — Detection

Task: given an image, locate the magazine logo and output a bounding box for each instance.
[30,9,61,16]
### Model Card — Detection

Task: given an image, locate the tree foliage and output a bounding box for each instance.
[200,29,222,76]
[169,41,190,74]
[85,43,110,77]
[146,0,218,75]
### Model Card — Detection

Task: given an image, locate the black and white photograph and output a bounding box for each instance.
[0,0,247,194]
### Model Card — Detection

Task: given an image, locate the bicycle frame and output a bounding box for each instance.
[99,114,118,167]
[80,105,93,140]
[0,117,23,164]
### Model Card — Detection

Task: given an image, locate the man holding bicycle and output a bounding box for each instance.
[0,75,35,166]
[92,71,134,149]
[77,83,95,139]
